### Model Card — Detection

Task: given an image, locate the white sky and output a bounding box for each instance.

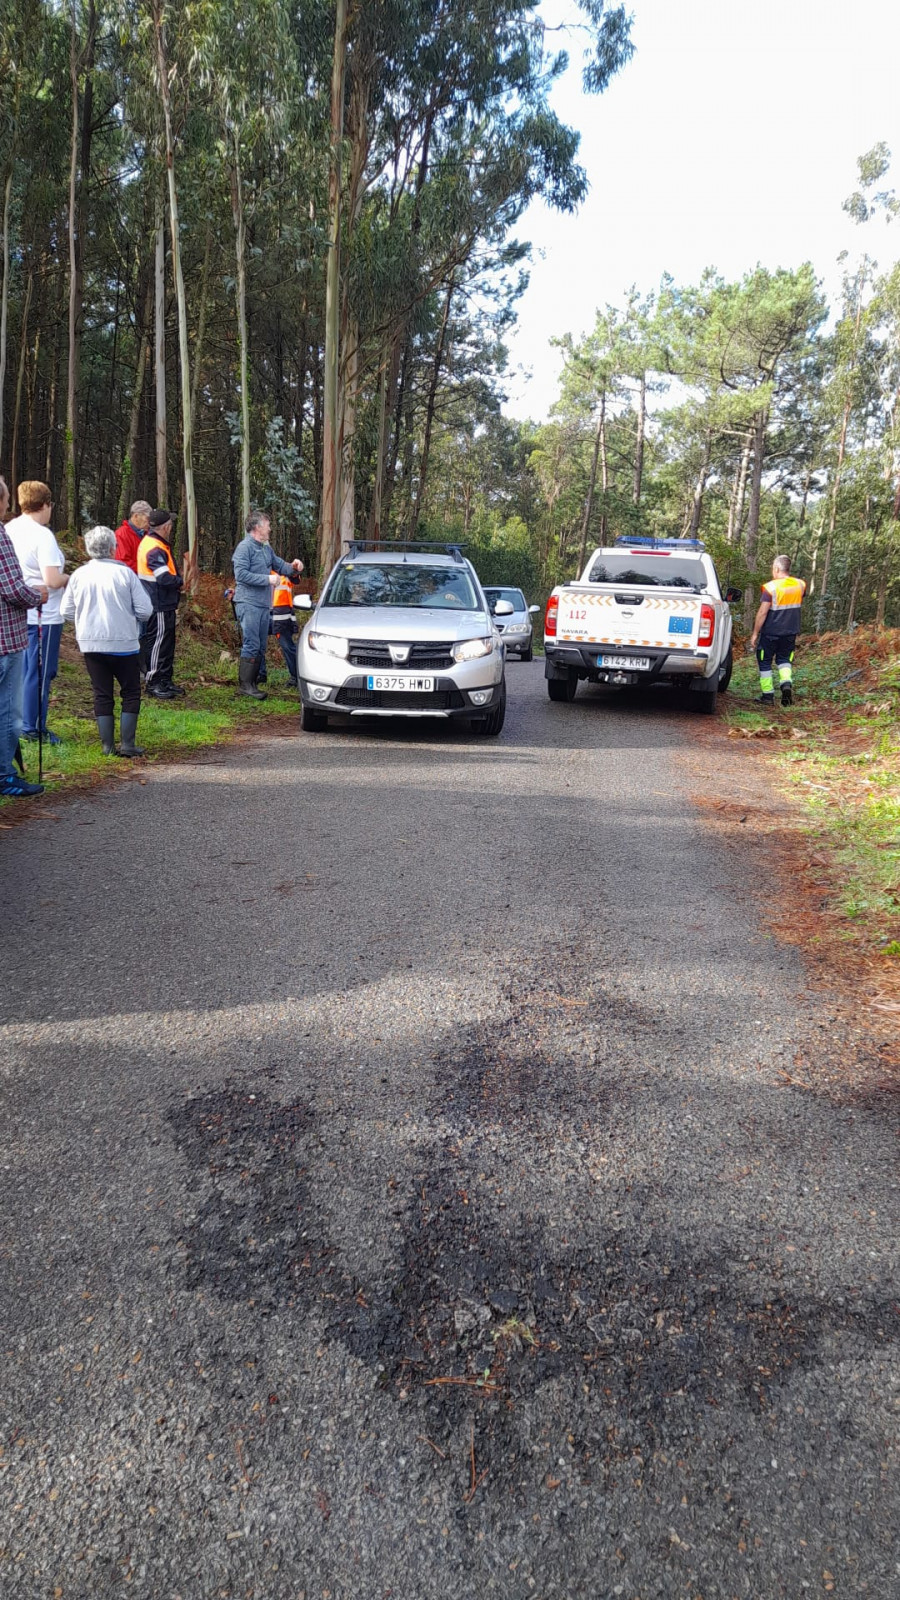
[504,0,900,419]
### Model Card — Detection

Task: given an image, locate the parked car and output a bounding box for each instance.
[483,587,541,660]
[295,542,509,734]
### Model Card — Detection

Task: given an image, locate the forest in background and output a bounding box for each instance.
[1,2,899,628]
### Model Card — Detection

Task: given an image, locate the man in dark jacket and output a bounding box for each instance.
[0,476,49,797]
[137,509,184,699]
[231,510,303,699]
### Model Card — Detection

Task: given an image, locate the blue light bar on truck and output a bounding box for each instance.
[613,536,705,552]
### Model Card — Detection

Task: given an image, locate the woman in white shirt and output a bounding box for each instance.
[60,526,153,755]
[4,480,68,744]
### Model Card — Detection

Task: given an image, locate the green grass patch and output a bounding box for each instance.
[724,633,900,957]
[5,631,298,803]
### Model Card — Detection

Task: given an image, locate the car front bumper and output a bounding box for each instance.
[297,646,505,719]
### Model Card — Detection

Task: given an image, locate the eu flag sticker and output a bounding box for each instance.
[668,615,693,634]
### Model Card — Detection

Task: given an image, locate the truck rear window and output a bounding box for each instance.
[586,555,706,590]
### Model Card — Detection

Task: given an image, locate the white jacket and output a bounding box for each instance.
[60,558,153,653]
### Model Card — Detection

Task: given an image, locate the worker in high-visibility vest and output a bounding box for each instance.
[137,509,184,699]
[269,571,298,687]
[748,555,806,708]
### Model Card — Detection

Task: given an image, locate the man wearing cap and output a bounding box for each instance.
[137,509,184,700]
[231,509,303,699]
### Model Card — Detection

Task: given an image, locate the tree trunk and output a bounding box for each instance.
[368,335,402,541]
[154,207,167,504]
[743,406,769,629]
[687,431,713,537]
[9,270,33,503]
[229,147,251,528]
[117,274,153,523]
[816,398,852,631]
[845,568,862,630]
[190,225,211,434]
[319,0,348,576]
[410,275,455,533]
[65,7,80,529]
[153,4,198,573]
[727,430,752,546]
[0,165,13,461]
[578,390,606,573]
[338,312,358,548]
[874,564,890,628]
[632,371,646,506]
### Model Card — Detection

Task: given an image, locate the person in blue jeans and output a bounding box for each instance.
[231,509,303,700]
[4,480,68,744]
[0,476,49,798]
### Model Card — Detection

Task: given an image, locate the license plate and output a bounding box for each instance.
[366,674,435,691]
[598,655,651,670]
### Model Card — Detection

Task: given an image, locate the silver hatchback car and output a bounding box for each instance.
[295,543,509,735]
[483,586,540,660]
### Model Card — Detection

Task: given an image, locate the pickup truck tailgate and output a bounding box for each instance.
[556,586,701,649]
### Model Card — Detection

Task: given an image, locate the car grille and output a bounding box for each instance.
[335,684,466,711]
[346,640,455,671]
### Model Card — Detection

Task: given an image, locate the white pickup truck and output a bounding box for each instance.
[543,537,741,714]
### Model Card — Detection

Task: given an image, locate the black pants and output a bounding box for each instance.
[144,610,176,689]
[83,652,142,717]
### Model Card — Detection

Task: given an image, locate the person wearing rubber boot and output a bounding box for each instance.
[61,526,153,756]
[231,510,303,699]
[268,571,299,688]
[0,475,48,798]
[749,555,806,708]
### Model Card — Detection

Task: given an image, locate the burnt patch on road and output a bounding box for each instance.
[168,1085,328,1313]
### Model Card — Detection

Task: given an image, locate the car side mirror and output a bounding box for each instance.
[528,605,540,614]
[724,587,743,603]
[294,594,313,609]
[494,600,514,615]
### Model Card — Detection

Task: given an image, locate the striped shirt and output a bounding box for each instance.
[0,521,43,656]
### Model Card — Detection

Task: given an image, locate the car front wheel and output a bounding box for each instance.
[472,683,506,736]
[301,703,328,732]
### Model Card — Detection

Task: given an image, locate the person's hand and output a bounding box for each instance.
[36,585,49,605]
[269,572,279,586]
[291,559,304,574]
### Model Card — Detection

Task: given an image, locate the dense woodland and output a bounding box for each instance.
[1,2,899,628]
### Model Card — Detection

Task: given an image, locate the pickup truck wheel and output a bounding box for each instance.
[717,645,734,692]
[547,674,577,703]
[301,704,328,732]
[693,684,718,715]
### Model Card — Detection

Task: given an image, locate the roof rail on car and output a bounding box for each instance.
[345,539,468,563]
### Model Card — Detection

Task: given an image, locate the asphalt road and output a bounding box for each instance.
[1,663,897,1600]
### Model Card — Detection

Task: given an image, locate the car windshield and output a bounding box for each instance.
[485,588,526,613]
[324,563,479,610]
[586,554,705,591]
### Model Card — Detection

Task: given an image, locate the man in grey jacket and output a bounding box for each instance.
[231,510,303,699]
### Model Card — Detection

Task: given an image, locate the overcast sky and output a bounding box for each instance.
[504,0,900,419]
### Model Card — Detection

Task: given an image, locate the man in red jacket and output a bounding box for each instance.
[114,500,152,573]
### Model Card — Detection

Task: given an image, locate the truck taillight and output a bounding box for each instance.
[544,596,558,638]
[698,603,715,646]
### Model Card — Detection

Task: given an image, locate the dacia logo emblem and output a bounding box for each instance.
[389,644,410,664]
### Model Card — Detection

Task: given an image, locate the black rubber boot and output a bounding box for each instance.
[238,657,266,700]
[117,712,145,757]
[781,683,793,707]
[96,715,116,755]
[756,693,775,706]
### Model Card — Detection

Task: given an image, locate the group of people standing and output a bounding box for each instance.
[0,479,304,800]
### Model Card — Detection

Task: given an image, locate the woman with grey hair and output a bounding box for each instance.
[60,525,154,755]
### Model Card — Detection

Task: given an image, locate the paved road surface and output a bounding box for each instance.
[1,664,897,1598]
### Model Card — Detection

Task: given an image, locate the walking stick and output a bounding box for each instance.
[36,603,43,785]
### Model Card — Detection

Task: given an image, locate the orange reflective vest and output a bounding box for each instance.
[271,572,294,616]
[137,534,177,580]
[761,574,805,638]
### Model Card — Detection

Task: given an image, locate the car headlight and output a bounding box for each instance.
[308,631,349,659]
[505,624,528,634]
[452,636,494,663]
